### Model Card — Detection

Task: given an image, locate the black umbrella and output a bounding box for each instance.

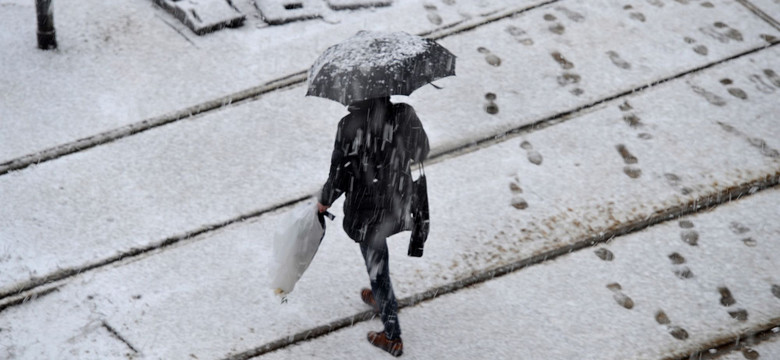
[306,30,456,106]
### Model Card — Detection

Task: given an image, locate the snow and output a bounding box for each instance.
[305,30,451,104]
[746,0,780,21]
[2,0,778,298]
[263,188,780,359]
[0,0,525,163]
[414,0,779,154]
[255,0,326,24]
[308,30,429,80]
[326,0,393,10]
[2,45,779,358]
[716,333,780,360]
[155,0,246,34]
[1,0,779,358]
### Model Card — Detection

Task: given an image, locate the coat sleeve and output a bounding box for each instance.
[319,117,349,206]
[402,105,430,163]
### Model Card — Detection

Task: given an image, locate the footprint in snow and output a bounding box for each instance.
[683,37,709,56]
[680,230,699,246]
[728,309,748,321]
[424,4,443,25]
[664,173,691,195]
[594,248,614,261]
[729,221,750,235]
[477,47,501,67]
[764,69,780,87]
[520,141,543,165]
[623,5,646,22]
[749,74,776,94]
[714,22,743,42]
[719,78,748,100]
[607,283,634,309]
[618,102,643,128]
[699,22,743,43]
[655,310,689,340]
[615,144,641,179]
[505,25,534,46]
[606,50,632,70]
[622,114,641,127]
[543,14,565,35]
[678,220,699,246]
[719,287,736,306]
[511,198,528,210]
[509,178,528,210]
[484,93,499,115]
[674,266,694,279]
[551,52,584,96]
[668,252,693,279]
[557,73,581,86]
[669,252,685,265]
[551,51,574,69]
[554,6,584,22]
[742,348,760,359]
[718,286,749,321]
[616,144,638,164]
[691,85,726,106]
[748,137,779,158]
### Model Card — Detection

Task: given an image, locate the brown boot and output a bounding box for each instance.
[361,288,380,314]
[367,331,403,357]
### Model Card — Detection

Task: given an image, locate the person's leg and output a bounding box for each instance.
[360,227,401,339]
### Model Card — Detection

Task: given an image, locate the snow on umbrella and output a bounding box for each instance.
[306,30,456,106]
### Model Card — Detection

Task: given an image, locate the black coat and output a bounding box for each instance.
[319,102,430,242]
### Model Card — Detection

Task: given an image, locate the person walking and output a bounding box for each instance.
[306,30,455,357]
[317,96,429,357]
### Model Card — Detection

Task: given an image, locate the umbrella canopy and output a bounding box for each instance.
[306,30,456,106]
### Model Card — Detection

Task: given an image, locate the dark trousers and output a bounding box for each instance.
[360,221,401,339]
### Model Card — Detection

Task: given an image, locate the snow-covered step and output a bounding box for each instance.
[260,188,780,360]
[0,0,520,164]
[2,0,778,298]
[415,0,779,152]
[1,47,778,360]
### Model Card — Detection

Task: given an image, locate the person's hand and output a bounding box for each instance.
[317,202,330,213]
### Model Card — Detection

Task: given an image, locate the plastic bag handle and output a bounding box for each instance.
[322,211,335,221]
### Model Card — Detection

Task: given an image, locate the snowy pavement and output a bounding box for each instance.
[3,0,778,299]
[262,188,780,360]
[0,0,524,165]
[1,0,780,359]
[4,41,779,358]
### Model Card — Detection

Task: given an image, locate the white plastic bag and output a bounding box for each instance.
[269,200,330,296]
